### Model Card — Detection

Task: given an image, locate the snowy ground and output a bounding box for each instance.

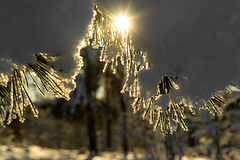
[0,144,143,160]
[0,144,211,160]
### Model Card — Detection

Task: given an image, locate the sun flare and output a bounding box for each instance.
[114,15,130,31]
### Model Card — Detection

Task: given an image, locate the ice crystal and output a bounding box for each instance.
[0,73,9,87]
[0,1,238,134]
[0,51,85,126]
[89,4,149,94]
[86,3,236,134]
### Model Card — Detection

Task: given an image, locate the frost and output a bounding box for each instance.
[0,39,87,126]
[0,73,9,87]
[0,53,85,125]
[0,0,91,125]
[86,2,239,134]
[0,1,239,135]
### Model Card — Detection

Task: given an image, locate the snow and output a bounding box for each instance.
[0,144,88,160]
[0,144,145,160]
[0,0,92,76]
[96,0,240,104]
[0,0,239,134]
[0,0,239,103]
[0,1,92,124]
[0,144,213,160]
[90,0,240,132]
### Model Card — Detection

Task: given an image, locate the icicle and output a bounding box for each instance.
[73,3,230,134]
[0,106,7,127]
[0,49,86,125]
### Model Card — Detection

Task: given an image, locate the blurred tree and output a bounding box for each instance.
[80,46,103,154]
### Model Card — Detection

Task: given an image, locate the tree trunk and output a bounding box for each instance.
[106,103,112,150]
[9,119,22,142]
[83,47,98,154]
[214,126,223,160]
[165,136,175,160]
[86,103,97,153]
[120,95,128,154]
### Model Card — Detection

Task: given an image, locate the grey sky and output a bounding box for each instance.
[0,0,92,74]
[97,0,240,101]
[0,0,239,102]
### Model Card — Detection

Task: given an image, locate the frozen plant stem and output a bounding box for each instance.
[86,3,231,135]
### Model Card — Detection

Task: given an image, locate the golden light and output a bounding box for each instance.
[114,15,130,31]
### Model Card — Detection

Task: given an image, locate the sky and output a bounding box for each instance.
[0,0,92,75]
[0,0,240,103]
[98,0,240,102]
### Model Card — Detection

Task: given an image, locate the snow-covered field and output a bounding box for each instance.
[0,144,144,160]
[0,144,212,160]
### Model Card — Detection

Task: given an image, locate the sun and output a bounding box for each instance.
[114,15,130,31]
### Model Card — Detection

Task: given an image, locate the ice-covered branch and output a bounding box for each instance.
[86,2,239,134]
